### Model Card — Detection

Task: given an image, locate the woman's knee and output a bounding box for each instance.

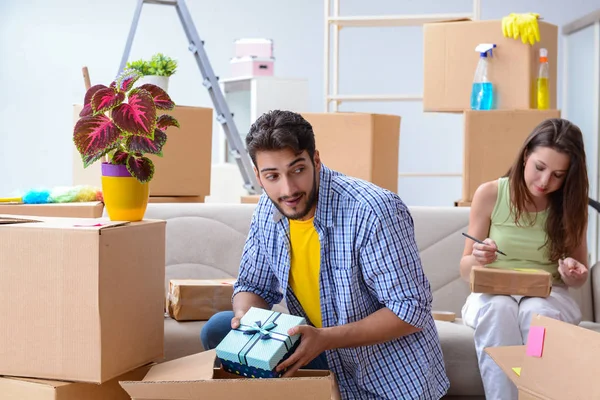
[478,295,519,322]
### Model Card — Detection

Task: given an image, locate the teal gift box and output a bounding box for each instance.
[215,307,306,378]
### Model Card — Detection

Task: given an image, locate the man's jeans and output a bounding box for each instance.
[200,311,329,370]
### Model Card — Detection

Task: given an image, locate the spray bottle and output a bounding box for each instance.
[537,48,549,109]
[470,43,496,110]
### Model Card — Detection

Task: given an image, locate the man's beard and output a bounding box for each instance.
[270,170,318,220]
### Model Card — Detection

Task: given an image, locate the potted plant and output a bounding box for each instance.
[126,53,178,93]
[73,68,179,221]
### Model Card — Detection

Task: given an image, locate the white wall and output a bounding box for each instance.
[0,0,598,205]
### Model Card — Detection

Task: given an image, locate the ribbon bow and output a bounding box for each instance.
[243,320,278,339]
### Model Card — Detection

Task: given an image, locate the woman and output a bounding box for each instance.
[459,118,589,400]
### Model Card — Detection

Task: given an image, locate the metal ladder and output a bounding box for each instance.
[118,0,262,195]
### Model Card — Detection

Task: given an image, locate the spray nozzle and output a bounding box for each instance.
[539,48,548,62]
[475,43,497,58]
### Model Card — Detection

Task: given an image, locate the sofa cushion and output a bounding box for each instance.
[435,320,483,396]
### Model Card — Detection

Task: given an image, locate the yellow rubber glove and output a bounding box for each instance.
[501,13,541,45]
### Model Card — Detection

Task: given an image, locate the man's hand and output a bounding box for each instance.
[558,257,588,288]
[276,325,331,377]
[230,309,246,329]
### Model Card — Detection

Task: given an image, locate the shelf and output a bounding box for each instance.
[327,13,471,28]
[327,94,423,102]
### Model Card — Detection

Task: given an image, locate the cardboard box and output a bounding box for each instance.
[0,201,104,218]
[454,200,472,207]
[0,364,151,400]
[0,215,166,383]
[463,109,561,201]
[120,350,341,400]
[149,196,204,203]
[302,112,401,193]
[240,195,260,204]
[470,266,552,297]
[167,279,235,321]
[424,19,558,111]
[485,314,600,399]
[72,105,213,198]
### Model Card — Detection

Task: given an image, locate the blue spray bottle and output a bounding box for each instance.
[470,43,496,110]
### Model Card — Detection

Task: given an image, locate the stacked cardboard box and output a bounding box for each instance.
[301,112,402,193]
[422,19,560,205]
[0,214,166,399]
[72,105,213,203]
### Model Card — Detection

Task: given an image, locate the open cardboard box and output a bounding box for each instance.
[0,214,166,383]
[485,314,600,399]
[120,350,341,400]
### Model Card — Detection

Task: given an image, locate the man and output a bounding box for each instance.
[201,110,449,399]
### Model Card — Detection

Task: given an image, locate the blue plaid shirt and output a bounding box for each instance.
[233,165,449,399]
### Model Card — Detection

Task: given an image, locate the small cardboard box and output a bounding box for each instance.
[301,112,401,193]
[0,364,151,400]
[485,314,600,399]
[241,195,261,204]
[0,215,166,383]
[167,278,235,321]
[120,350,341,400]
[424,19,558,111]
[462,109,561,202]
[72,105,213,198]
[215,307,306,378]
[0,201,104,218]
[470,266,552,297]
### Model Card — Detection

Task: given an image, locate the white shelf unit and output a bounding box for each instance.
[218,76,310,164]
[563,9,600,265]
[323,1,480,182]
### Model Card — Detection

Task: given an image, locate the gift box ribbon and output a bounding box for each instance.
[235,311,292,366]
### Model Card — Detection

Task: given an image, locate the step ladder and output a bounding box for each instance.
[118,0,262,195]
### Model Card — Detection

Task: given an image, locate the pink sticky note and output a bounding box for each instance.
[526,326,546,357]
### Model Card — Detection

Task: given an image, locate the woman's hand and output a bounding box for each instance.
[472,238,499,266]
[558,257,588,288]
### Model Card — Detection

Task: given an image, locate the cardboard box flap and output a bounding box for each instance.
[1,376,73,388]
[120,350,340,400]
[0,214,128,230]
[484,345,525,386]
[518,315,600,398]
[144,349,216,382]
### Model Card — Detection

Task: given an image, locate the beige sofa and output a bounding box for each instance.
[143,203,600,399]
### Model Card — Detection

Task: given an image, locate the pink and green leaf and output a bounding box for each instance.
[91,88,125,115]
[79,104,93,117]
[139,84,175,110]
[126,128,167,155]
[81,145,116,168]
[115,69,142,92]
[84,84,107,106]
[126,154,155,183]
[112,89,157,138]
[156,114,180,131]
[80,84,107,117]
[73,115,121,158]
[112,149,129,165]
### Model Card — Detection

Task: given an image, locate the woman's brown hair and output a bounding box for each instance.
[505,118,588,262]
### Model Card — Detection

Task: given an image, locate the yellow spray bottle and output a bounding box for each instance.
[537,48,549,109]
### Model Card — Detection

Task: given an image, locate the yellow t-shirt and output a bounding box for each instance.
[288,217,322,328]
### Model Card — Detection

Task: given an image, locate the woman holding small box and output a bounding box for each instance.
[459,118,589,400]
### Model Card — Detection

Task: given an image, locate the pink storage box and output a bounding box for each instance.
[230,57,274,77]
[234,38,273,58]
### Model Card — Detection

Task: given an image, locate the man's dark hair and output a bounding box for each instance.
[245,110,316,166]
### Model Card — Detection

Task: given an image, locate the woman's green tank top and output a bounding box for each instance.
[487,177,560,283]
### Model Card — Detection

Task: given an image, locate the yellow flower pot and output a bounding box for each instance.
[101,163,149,221]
